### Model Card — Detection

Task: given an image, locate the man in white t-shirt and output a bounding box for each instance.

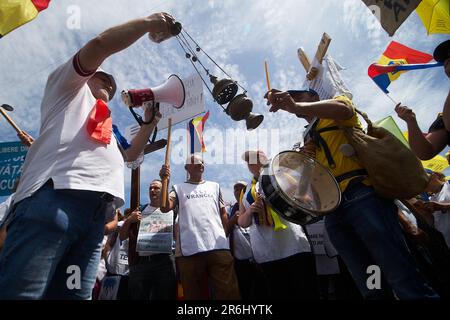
[159,154,240,300]
[0,12,177,300]
[119,179,176,300]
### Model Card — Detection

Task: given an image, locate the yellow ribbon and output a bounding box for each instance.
[250,179,287,231]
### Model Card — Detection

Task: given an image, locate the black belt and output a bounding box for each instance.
[137,253,171,263]
[335,169,368,183]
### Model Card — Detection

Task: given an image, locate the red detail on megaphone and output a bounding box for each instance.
[126,88,155,107]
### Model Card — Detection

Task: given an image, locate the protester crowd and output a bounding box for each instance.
[0,11,449,300]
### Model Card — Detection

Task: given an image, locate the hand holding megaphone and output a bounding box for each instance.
[143,102,162,124]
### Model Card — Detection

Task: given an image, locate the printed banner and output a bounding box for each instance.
[0,141,29,196]
[136,206,174,254]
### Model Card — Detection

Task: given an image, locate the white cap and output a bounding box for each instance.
[185,153,204,165]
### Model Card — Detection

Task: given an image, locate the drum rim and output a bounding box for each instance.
[265,150,342,214]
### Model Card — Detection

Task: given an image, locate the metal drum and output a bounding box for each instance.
[259,151,341,225]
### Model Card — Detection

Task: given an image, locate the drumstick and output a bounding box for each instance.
[264,60,271,91]
[0,107,22,133]
[161,118,172,208]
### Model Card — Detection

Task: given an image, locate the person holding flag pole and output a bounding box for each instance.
[395,40,450,161]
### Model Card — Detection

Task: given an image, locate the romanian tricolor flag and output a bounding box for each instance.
[368,41,435,93]
[187,111,209,154]
[0,0,51,38]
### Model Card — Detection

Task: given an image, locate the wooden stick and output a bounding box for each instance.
[161,118,172,207]
[0,107,22,133]
[297,48,311,72]
[385,92,398,105]
[264,60,271,91]
[128,166,140,267]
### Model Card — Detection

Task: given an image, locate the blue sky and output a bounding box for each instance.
[0,0,448,206]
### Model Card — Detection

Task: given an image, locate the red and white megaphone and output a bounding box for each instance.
[121,74,185,109]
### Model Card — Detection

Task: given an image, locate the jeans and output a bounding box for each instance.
[0,181,108,299]
[325,182,438,300]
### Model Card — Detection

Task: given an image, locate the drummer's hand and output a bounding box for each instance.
[264,89,297,114]
[159,165,170,180]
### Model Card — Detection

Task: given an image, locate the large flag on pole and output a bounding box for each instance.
[187,111,209,154]
[0,0,51,38]
[368,41,434,93]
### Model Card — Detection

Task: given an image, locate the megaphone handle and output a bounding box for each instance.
[0,107,22,133]
[161,118,172,207]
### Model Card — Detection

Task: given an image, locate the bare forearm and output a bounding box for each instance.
[293,100,353,120]
[238,207,252,228]
[406,120,437,160]
[124,122,157,161]
[119,220,132,241]
[79,18,152,72]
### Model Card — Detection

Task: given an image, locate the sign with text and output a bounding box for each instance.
[137,206,174,254]
[0,141,29,196]
[125,73,205,141]
[303,55,353,101]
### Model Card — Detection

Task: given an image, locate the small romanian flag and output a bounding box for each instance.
[0,0,51,38]
[188,111,209,154]
[368,41,434,93]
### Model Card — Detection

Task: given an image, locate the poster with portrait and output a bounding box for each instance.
[136,206,174,254]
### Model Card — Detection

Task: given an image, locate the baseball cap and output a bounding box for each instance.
[185,153,204,165]
[433,40,450,63]
[94,68,117,99]
[233,180,247,188]
[241,150,269,165]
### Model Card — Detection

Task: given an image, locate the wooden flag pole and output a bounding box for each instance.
[161,118,173,208]
[264,60,271,91]
[0,107,22,133]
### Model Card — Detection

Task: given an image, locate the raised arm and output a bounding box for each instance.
[123,107,162,162]
[395,104,447,160]
[266,90,353,120]
[159,165,176,213]
[77,12,175,73]
[119,209,142,241]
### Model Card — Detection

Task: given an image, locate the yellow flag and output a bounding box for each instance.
[403,131,450,172]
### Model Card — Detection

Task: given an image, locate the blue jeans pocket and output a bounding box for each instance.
[340,183,375,209]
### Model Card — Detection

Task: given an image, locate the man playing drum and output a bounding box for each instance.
[265,89,438,299]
